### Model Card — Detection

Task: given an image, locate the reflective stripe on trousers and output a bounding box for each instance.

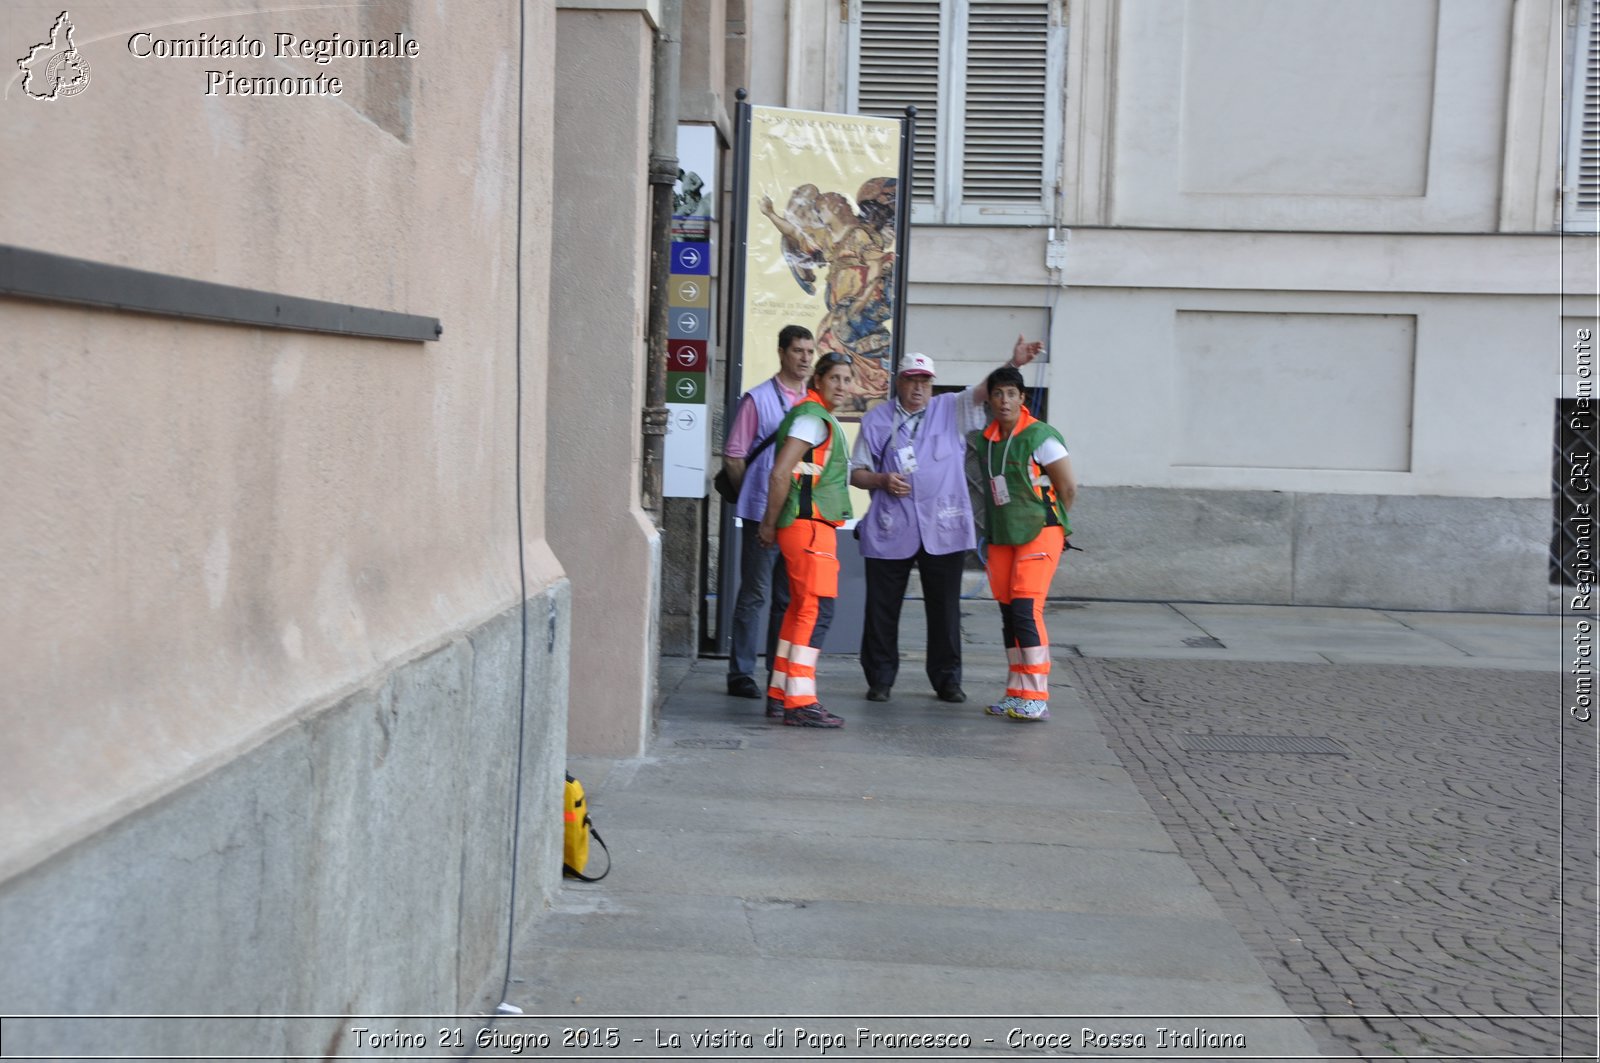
[986,525,1065,701]
[766,520,839,709]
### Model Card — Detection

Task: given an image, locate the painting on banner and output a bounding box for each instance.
[740,106,904,419]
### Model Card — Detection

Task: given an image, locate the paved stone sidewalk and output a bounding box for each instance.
[956,597,1565,671]
[513,653,1326,1059]
[1068,654,1598,1060]
[511,597,1586,1061]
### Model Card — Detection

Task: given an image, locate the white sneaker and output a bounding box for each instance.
[985,695,1019,717]
[1006,700,1050,721]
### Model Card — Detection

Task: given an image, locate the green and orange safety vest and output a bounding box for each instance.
[775,394,853,527]
[971,408,1072,545]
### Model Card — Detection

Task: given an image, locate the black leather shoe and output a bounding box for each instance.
[937,684,967,703]
[866,686,891,702]
[727,676,762,699]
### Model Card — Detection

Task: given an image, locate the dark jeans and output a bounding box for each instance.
[859,548,965,691]
[727,519,790,682]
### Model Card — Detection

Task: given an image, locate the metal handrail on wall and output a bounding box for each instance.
[0,244,441,343]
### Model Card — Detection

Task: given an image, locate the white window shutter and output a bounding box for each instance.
[857,0,942,204]
[850,0,1061,224]
[1568,0,1600,230]
[960,0,1051,204]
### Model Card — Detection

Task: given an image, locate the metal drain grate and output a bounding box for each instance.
[1178,733,1348,755]
[673,737,744,749]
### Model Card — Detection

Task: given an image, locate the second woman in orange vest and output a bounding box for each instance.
[758,352,856,727]
[972,365,1078,721]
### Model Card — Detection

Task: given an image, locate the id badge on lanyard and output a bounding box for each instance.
[988,431,1015,507]
[896,444,918,474]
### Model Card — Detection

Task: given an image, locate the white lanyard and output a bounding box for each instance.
[986,423,1022,507]
[987,422,1019,482]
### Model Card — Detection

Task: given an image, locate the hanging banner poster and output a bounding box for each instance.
[738,105,906,421]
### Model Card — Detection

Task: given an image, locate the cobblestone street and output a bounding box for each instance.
[1068,650,1598,1060]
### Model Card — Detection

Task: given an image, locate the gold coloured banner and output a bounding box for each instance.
[740,105,904,422]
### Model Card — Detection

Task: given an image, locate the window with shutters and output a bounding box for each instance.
[1567,0,1600,230]
[847,0,1064,225]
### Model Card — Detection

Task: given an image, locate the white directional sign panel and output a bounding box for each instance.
[666,122,717,499]
[663,402,710,499]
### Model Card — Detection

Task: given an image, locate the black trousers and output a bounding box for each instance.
[859,548,966,691]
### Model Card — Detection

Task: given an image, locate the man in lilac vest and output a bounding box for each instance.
[722,325,815,700]
[849,338,1043,703]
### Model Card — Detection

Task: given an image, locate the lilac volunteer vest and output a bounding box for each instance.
[734,378,794,522]
[857,391,976,559]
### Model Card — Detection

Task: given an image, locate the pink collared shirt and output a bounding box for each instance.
[725,377,806,458]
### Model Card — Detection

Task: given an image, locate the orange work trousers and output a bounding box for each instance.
[986,525,1065,701]
[766,520,839,709]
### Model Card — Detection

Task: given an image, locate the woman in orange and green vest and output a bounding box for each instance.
[758,352,855,727]
[971,365,1078,721]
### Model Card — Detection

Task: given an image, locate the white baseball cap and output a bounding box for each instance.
[898,352,936,377]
